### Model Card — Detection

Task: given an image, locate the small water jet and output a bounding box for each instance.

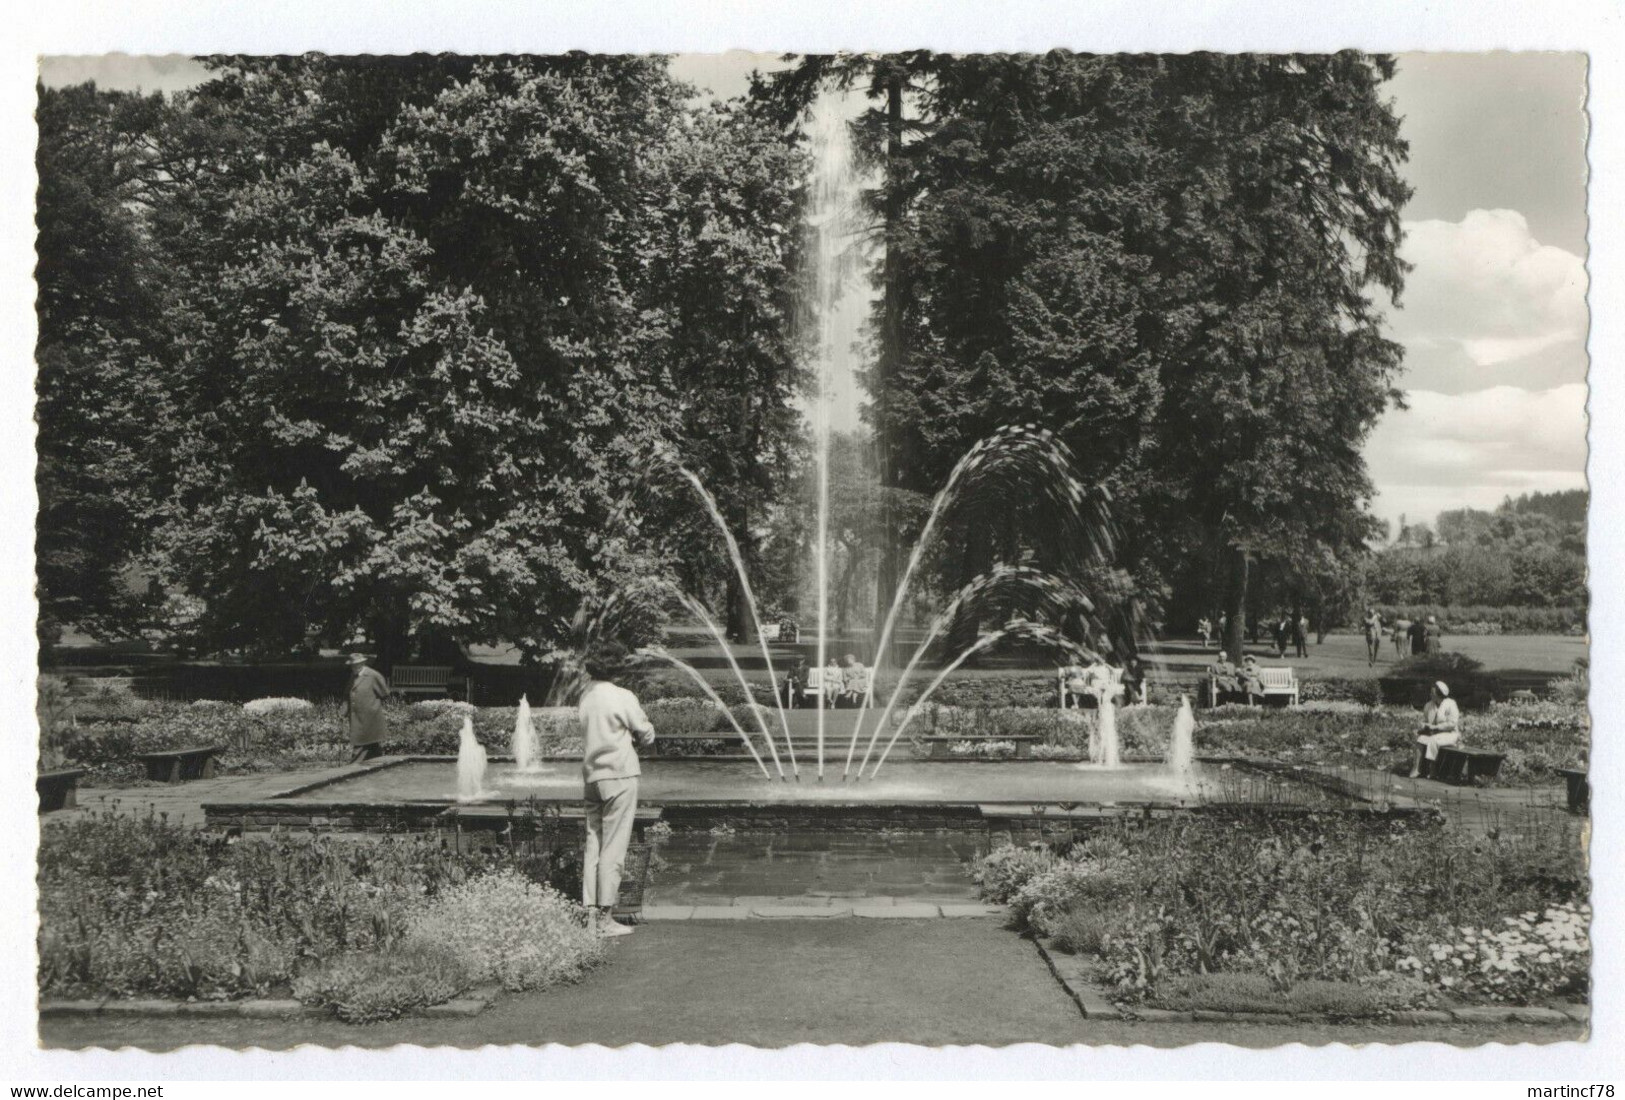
[456,715,488,802]
[1096,695,1120,769]
[1167,695,1196,777]
[511,694,551,775]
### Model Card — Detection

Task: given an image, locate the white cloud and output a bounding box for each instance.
[1364,383,1588,527]
[1392,209,1588,370]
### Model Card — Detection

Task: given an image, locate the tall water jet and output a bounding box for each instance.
[635,646,773,780]
[511,694,547,775]
[803,91,864,779]
[456,715,488,802]
[1096,695,1120,769]
[1168,695,1196,777]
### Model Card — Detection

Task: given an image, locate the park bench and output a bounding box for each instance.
[1207,666,1299,707]
[36,768,85,812]
[918,733,1042,759]
[1431,744,1506,786]
[134,745,225,783]
[1057,666,1124,709]
[390,665,469,700]
[1558,767,1589,814]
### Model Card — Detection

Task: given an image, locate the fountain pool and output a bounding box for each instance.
[201,753,1405,836]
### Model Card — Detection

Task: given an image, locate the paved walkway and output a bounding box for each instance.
[41,918,1575,1049]
[60,767,342,828]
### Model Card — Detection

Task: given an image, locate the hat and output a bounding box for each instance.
[347,653,369,666]
[1434,681,1449,697]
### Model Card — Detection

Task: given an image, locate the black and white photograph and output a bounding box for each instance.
[8,1,1620,1082]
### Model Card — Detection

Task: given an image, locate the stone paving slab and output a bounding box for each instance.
[751,904,853,919]
[853,903,941,918]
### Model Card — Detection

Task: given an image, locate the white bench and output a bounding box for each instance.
[1058,666,1124,709]
[1208,666,1299,706]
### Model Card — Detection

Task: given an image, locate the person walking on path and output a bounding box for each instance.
[1363,608,1385,666]
[577,642,656,939]
[1407,616,1427,657]
[345,653,390,764]
[1423,614,1443,654]
[1410,680,1461,779]
[1292,613,1309,659]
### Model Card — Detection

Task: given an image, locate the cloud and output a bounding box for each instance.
[1364,383,1588,526]
[1390,210,1588,380]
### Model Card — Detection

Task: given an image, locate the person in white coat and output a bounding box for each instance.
[1410,680,1461,779]
[576,642,655,938]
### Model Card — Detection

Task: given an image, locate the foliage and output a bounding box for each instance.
[403,869,604,992]
[978,809,1587,1006]
[1298,677,1382,706]
[293,942,471,1023]
[242,697,315,715]
[41,56,808,662]
[1393,903,1590,1003]
[37,806,587,1004]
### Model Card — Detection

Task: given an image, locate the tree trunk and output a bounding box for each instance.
[871,73,906,671]
[1223,546,1249,660]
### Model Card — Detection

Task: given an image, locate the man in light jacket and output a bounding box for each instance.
[577,642,655,938]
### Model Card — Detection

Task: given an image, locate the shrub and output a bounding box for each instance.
[973,843,1055,904]
[243,697,314,715]
[1050,904,1114,956]
[404,870,605,992]
[407,699,476,720]
[644,698,723,736]
[294,943,472,1023]
[1155,972,1280,1013]
[1299,678,1382,707]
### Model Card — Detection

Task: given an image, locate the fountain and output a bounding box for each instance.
[456,715,488,802]
[1096,695,1120,769]
[511,694,551,775]
[1167,695,1196,777]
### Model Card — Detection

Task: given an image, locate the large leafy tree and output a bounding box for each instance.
[765,52,1411,659]
[125,54,806,661]
[35,83,175,648]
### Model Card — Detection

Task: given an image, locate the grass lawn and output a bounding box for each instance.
[612,631,1587,691]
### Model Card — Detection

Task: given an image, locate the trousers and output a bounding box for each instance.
[583,777,639,909]
[1416,731,1460,760]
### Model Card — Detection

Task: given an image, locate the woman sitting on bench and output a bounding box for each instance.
[1410,680,1461,779]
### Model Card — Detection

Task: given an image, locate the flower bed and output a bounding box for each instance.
[38,808,600,1017]
[978,810,1588,1011]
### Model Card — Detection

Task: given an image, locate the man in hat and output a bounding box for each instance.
[345,654,391,763]
[1410,680,1461,779]
[577,641,656,938]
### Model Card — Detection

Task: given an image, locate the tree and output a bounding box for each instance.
[35,82,176,647]
[131,55,806,660]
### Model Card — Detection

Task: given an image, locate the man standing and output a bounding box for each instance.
[345,653,390,764]
[1363,608,1384,666]
[577,642,655,938]
[1292,613,1309,659]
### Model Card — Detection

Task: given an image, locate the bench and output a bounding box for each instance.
[1207,666,1299,707]
[390,665,469,700]
[1058,666,1124,709]
[1558,767,1589,814]
[1431,745,1506,786]
[918,733,1042,759]
[134,745,225,783]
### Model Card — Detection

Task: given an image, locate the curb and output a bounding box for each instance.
[640,902,1007,921]
[41,984,502,1021]
[1029,937,1587,1028]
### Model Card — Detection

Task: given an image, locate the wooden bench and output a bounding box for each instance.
[1058,666,1124,709]
[1431,745,1506,786]
[918,733,1042,759]
[1558,767,1589,814]
[1207,666,1299,706]
[390,665,469,700]
[134,745,225,783]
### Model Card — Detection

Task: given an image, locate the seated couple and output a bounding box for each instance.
[1060,661,1123,709]
[1208,651,1266,704]
[782,654,871,708]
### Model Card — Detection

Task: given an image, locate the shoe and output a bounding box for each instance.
[596,915,634,938]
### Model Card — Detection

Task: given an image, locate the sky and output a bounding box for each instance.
[38,50,1591,534]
